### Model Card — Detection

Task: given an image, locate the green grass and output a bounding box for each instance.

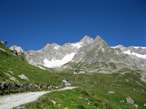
[18,71,146,109]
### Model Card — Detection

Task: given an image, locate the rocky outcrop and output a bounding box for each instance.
[126,97,134,104]
[18,74,29,81]
[9,45,24,56]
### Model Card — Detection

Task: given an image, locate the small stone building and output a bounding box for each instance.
[74,69,85,74]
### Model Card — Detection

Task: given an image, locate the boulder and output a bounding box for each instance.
[126,97,134,104]
[108,91,115,94]
[18,74,29,81]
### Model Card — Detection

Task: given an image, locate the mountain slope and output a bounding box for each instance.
[64,36,146,73]
[0,42,60,84]
[26,35,93,68]
[25,35,146,72]
[112,45,146,59]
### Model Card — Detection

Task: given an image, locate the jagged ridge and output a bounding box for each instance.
[24,35,146,72]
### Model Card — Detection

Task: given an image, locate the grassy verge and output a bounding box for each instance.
[18,70,146,109]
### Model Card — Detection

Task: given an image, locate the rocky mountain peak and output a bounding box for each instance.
[80,35,93,44]
[93,35,108,48]
[94,35,104,42]
[43,43,50,48]
[50,43,60,49]
[51,43,59,46]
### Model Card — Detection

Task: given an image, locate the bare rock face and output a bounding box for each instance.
[112,45,146,70]
[113,45,146,55]
[25,35,93,68]
[9,45,24,56]
[72,36,109,63]
[80,35,94,44]
[25,35,146,72]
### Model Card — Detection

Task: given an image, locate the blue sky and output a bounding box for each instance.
[0,0,146,51]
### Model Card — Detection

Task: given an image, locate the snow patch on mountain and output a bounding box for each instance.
[111,45,123,48]
[112,45,146,50]
[123,50,146,59]
[71,42,83,48]
[133,46,146,49]
[54,45,60,50]
[43,53,75,68]
[112,45,146,59]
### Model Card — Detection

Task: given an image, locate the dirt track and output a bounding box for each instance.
[0,87,76,109]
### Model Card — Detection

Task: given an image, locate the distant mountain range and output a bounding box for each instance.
[10,36,146,72]
[25,35,93,68]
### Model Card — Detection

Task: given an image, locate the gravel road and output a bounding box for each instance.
[0,87,76,109]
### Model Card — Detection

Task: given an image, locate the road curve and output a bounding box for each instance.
[0,87,77,109]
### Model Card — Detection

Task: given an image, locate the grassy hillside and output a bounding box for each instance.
[17,69,146,109]
[0,43,61,85]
